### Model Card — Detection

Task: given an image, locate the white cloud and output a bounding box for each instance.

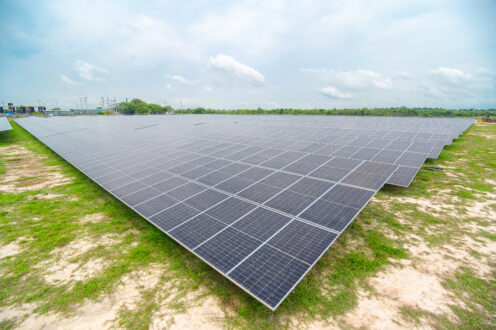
[165,74,198,85]
[73,59,107,81]
[431,67,469,84]
[3,1,495,109]
[120,15,202,63]
[208,54,265,86]
[204,86,213,92]
[188,2,294,60]
[302,68,392,90]
[321,86,352,99]
[60,74,80,85]
[421,67,495,104]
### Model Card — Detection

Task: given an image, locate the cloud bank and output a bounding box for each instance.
[1,1,494,108]
[321,86,351,99]
[208,54,265,86]
[165,74,199,85]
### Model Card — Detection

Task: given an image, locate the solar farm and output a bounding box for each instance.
[13,115,474,310]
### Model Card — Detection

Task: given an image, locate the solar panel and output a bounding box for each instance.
[0,117,12,132]
[15,115,473,310]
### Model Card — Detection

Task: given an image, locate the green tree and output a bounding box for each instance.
[135,103,150,114]
[118,102,133,114]
[148,103,164,114]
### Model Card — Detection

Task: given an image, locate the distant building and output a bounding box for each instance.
[70,108,105,115]
[43,110,74,116]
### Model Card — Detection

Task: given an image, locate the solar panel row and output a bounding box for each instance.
[0,117,12,132]
[15,115,473,310]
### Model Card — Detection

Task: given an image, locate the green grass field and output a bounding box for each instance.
[0,120,494,329]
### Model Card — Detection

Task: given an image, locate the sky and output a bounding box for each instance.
[1,0,495,109]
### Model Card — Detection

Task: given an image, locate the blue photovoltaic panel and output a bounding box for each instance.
[322,184,374,209]
[264,190,315,216]
[300,199,360,232]
[205,197,257,225]
[228,244,310,309]
[232,207,291,241]
[0,117,12,132]
[195,227,261,273]
[150,203,200,231]
[267,220,337,264]
[237,182,283,204]
[15,115,473,310]
[169,214,226,249]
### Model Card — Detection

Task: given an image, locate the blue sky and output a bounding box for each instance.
[1,0,495,109]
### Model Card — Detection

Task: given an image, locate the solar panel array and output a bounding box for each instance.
[0,117,12,132]
[15,115,473,310]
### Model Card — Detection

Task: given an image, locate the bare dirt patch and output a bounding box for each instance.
[485,178,496,186]
[44,257,106,285]
[336,236,494,329]
[0,145,71,193]
[8,265,166,329]
[80,213,106,224]
[30,193,65,200]
[151,294,225,330]
[38,234,121,285]
[405,238,491,280]
[396,196,458,216]
[0,241,21,259]
[0,303,38,328]
[393,193,495,221]
[463,198,496,221]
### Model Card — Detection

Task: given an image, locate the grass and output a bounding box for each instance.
[480,231,496,242]
[443,267,496,328]
[0,120,495,329]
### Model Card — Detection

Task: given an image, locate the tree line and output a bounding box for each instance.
[118,99,173,115]
[174,107,496,118]
[118,100,495,118]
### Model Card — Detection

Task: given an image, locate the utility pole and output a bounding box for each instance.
[84,96,88,115]
[101,96,105,111]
